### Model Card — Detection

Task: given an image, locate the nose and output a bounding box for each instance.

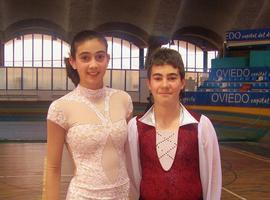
[161,79,169,88]
[88,59,98,70]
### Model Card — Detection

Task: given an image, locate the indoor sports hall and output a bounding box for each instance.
[0,0,269,199]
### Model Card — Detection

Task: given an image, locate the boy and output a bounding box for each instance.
[127,48,222,200]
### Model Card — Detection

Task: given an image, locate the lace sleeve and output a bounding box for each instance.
[126,94,133,118]
[47,101,68,130]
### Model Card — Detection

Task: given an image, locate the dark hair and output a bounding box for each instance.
[65,30,108,86]
[145,48,185,110]
[147,47,185,80]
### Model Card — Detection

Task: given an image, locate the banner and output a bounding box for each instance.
[209,67,270,81]
[226,29,270,42]
[183,91,270,108]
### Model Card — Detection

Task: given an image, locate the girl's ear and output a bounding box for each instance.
[105,54,110,69]
[106,53,110,62]
[69,57,76,70]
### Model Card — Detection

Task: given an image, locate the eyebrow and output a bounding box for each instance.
[152,73,162,78]
[167,73,179,76]
[78,52,90,56]
[78,50,106,56]
[95,50,107,54]
[152,73,179,76]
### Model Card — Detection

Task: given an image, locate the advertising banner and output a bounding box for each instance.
[209,67,270,81]
[226,29,270,42]
[183,91,270,108]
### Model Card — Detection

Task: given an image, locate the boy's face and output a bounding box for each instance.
[147,64,185,105]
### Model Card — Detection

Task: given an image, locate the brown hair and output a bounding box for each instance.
[65,30,108,86]
[147,47,185,80]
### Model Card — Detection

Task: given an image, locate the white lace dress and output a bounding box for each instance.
[47,84,133,200]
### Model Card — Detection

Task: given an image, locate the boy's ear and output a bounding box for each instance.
[147,79,151,91]
[181,79,186,90]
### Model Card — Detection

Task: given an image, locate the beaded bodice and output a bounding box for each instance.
[47,85,133,200]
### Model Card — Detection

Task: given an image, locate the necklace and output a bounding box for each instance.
[77,84,106,101]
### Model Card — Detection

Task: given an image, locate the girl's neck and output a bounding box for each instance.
[77,84,106,101]
[79,82,104,90]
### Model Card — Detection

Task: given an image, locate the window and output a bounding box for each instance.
[24,34,33,67]
[162,40,217,72]
[106,37,140,70]
[207,51,218,71]
[187,43,195,70]
[196,47,204,72]
[33,34,42,67]
[14,37,22,66]
[4,40,13,66]
[3,34,140,92]
[4,34,69,68]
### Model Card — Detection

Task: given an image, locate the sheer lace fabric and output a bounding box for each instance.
[47,85,133,200]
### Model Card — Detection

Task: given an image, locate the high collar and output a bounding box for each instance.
[76,84,106,100]
[139,103,198,127]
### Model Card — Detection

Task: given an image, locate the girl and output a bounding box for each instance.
[46,30,133,200]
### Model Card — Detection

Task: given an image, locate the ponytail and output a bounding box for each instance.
[65,57,80,86]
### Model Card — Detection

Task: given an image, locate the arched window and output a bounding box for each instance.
[162,40,217,72]
[2,34,139,92]
[105,37,139,69]
[104,37,139,92]
[4,34,69,67]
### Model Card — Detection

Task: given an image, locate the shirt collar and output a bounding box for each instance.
[139,103,198,127]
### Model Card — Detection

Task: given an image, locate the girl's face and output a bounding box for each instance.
[70,38,110,89]
[147,64,185,105]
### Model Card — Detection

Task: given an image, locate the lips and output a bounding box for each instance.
[159,93,171,95]
[87,71,99,76]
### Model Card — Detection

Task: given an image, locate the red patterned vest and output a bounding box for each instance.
[136,111,203,200]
